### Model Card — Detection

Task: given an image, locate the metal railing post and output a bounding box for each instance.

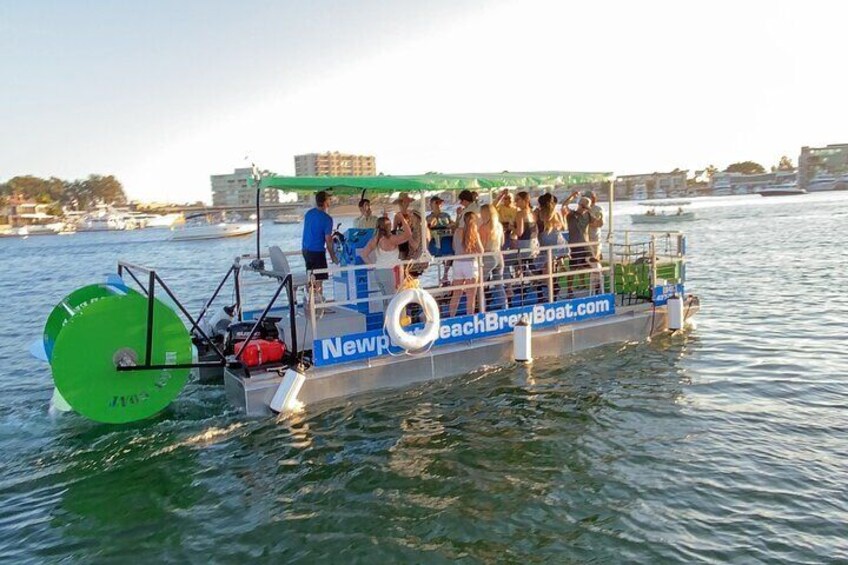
[650,235,657,289]
[546,247,554,303]
[608,241,616,294]
[477,255,486,313]
[309,275,318,343]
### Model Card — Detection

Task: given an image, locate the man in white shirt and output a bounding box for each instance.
[583,190,604,259]
[354,197,378,229]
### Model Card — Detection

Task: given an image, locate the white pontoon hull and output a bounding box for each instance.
[225,297,700,416]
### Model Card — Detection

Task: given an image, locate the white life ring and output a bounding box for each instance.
[385,288,440,351]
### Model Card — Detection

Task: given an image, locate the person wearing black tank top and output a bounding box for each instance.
[511,191,538,280]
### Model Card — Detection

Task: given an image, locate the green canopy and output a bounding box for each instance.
[258,171,612,195]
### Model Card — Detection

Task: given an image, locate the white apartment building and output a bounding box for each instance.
[210,168,279,207]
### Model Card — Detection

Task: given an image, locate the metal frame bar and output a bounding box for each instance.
[194,264,235,327]
[114,259,276,373]
[233,275,291,363]
[144,271,155,366]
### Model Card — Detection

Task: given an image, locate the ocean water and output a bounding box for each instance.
[1,193,846,562]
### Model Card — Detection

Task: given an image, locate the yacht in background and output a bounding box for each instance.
[74,205,127,231]
[806,174,837,192]
[273,213,302,225]
[169,213,257,241]
[758,182,807,197]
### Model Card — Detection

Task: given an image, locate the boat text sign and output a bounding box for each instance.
[653,283,684,306]
[313,293,616,367]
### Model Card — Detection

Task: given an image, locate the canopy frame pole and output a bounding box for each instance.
[607,176,614,243]
[419,188,428,260]
[253,166,262,264]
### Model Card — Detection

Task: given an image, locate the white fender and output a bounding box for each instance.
[385,288,440,351]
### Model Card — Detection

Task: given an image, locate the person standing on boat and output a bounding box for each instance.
[583,190,604,259]
[479,204,506,309]
[392,192,414,260]
[361,215,411,297]
[302,190,338,296]
[561,192,592,295]
[494,190,518,240]
[406,210,431,274]
[449,211,484,317]
[426,195,452,229]
[426,195,453,282]
[536,193,566,285]
[455,189,480,229]
[354,197,378,229]
[511,191,539,277]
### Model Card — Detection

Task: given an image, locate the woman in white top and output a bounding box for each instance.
[361,215,410,295]
[449,211,484,317]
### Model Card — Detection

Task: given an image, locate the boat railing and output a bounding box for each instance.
[228,229,687,357]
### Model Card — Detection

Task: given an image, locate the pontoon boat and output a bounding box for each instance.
[33,172,699,424]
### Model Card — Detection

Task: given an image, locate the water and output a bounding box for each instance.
[1,193,847,562]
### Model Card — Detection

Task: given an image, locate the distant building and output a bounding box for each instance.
[0,200,56,227]
[294,152,376,177]
[798,143,848,190]
[614,170,688,200]
[211,168,279,207]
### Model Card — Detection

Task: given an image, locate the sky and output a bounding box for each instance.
[1,0,847,203]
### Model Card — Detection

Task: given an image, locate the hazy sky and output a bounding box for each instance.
[2,0,846,203]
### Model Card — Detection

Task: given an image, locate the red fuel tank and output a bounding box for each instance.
[234,339,286,367]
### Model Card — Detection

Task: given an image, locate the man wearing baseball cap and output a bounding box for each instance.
[427,195,452,229]
[561,191,594,297]
[583,190,604,258]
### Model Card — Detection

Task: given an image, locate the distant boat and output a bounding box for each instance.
[273,213,302,225]
[806,175,837,192]
[169,223,257,241]
[631,201,695,224]
[124,212,181,229]
[170,213,257,241]
[758,183,807,197]
[76,215,126,232]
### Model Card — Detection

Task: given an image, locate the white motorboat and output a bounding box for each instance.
[76,214,126,231]
[170,222,257,241]
[631,201,695,223]
[758,183,807,197]
[806,175,836,192]
[273,214,302,225]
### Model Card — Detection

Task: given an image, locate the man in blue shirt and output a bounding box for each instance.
[302,190,338,294]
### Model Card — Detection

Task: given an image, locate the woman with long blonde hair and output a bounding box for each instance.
[449,211,484,317]
[479,203,507,309]
[537,192,566,260]
[361,215,410,295]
